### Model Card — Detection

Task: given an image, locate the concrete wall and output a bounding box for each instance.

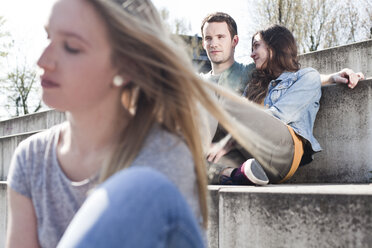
[299,39,372,77]
[207,186,222,248]
[0,110,64,182]
[288,79,372,183]
[0,110,65,137]
[0,132,38,181]
[0,183,7,247]
[212,185,372,248]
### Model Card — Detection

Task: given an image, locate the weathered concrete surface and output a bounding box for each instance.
[0,182,7,248]
[217,185,372,248]
[299,39,372,78]
[289,79,372,183]
[0,110,64,137]
[0,132,39,181]
[207,186,222,248]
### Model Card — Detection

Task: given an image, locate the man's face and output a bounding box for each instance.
[202,22,237,66]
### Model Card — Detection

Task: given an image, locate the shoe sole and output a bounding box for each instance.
[243,159,269,185]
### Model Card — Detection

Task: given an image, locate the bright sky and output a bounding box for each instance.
[0,0,56,69]
[0,0,256,119]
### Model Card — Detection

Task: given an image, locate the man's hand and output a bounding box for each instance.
[322,68,365,88]
[207,134,234,163]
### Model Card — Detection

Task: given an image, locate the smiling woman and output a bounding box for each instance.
[250,34,269,70]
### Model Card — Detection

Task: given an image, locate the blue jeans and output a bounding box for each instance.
[57,167,205,248]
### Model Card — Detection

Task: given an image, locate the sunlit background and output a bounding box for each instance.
[0,0,256,119]
[0,0,371,119]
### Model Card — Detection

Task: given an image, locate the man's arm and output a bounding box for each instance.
[207,134,233,163]
[320,68,365,88]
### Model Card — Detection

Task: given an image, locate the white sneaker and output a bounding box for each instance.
[242,159,269,185]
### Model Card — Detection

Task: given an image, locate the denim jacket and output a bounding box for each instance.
[257,68,322,155]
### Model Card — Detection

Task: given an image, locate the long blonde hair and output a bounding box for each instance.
[88,0,258,228]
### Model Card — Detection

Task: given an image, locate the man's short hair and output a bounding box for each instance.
[201,12,238,39]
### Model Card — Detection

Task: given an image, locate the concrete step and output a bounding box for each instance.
[0,131,41,181]
[0,110,64,137]
[208,184,372,248]
[0,182,7,248]
[1,183,370,248]
[299,39,372,78]
[288,79,372,184]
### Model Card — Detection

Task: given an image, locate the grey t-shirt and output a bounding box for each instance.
[8,123,200,248]
[200,61,255,95]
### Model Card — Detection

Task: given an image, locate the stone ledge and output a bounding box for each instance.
[299,39,372,77]
[208,184,372,248]
[210,184,372,195]
[0,131,41,181]
[0,110,65,137]
[289,79,372,183]
[0,130,44,140]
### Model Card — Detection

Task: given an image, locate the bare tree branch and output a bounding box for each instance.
[255,0,371,53]
[1,64,40,116]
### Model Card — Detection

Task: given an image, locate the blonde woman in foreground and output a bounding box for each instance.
[5,0,233,247]
[6,0,311,247]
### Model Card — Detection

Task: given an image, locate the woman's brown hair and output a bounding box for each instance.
[246,25,300,103]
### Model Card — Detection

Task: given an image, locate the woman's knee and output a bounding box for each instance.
[101,166,177,198]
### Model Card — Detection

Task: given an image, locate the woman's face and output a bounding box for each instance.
[37,0,119,113]
[250,34,269,70]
